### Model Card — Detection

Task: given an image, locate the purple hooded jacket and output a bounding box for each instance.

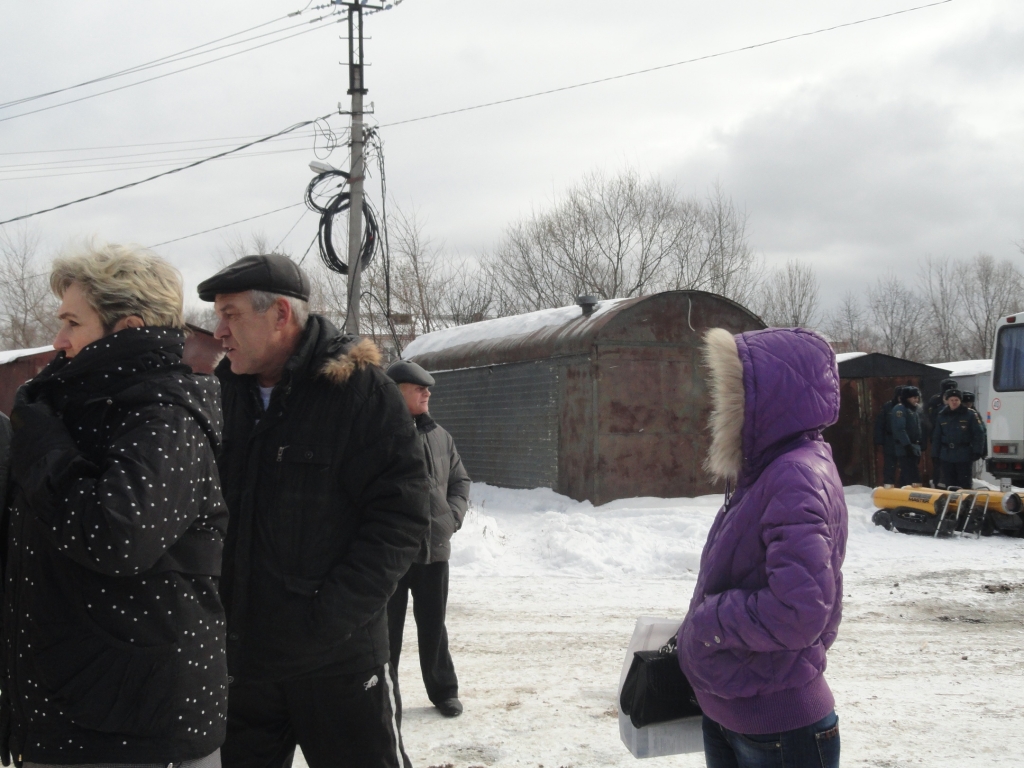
[678,327,848,735]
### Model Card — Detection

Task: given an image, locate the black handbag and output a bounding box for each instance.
[619,634,703,729]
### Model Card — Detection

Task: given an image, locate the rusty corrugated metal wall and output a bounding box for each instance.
[429,360,564,489]
[410,291,765,504]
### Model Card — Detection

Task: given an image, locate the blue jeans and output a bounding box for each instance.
[702,711,840,768]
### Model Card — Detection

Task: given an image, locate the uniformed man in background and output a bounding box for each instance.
[891,385,923,485]
[931,389,986,490]
[874,385,904,487]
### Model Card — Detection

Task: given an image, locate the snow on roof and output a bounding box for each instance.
[834,352,868,363]
[0,344,54,366]
[402,298,631,359]
[930,359,992,377]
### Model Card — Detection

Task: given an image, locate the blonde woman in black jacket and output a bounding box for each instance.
[1,244,228,768]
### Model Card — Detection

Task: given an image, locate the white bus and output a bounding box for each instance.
[987,312,1024,484]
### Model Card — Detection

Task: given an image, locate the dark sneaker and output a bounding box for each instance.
[435,698,463,717]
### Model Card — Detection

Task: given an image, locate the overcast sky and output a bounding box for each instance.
[1,0,1021,314]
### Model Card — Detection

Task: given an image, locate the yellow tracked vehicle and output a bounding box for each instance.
[871,485,1024,537]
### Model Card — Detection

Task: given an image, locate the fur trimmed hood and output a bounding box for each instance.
[703,329,745,483]
[703,326,840,485]
[320,337,382,384]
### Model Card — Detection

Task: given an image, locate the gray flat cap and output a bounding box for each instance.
[197,254,310,302]
[387,360,435,387]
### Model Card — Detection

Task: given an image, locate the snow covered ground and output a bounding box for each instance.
[298,483,1024,767]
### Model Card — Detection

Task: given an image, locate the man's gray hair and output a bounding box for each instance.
[249,290,310,328]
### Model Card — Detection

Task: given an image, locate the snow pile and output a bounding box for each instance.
[402,298,630,359]
[451,482,1024,580]
[451,484,715,578]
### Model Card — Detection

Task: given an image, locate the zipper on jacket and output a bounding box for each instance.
[277,445,288,461]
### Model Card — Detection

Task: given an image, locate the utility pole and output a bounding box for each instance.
[343,3,367,334]
[330,0,401,334]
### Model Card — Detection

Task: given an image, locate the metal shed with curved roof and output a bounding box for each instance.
[403,290,764,504]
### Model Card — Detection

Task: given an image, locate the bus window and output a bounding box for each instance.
[994,325,1024,391]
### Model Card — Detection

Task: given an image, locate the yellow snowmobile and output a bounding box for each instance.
[870,486,1024,537]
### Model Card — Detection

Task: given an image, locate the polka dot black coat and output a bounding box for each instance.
[1,327,228,766]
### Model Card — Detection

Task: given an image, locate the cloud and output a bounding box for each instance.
[668,73,1024,303]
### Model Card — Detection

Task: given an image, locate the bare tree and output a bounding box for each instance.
[868,274,926,359]
[668,184,760,307]
[484,170,758,314]
[957,253,1024,359]
[916,256,964,362]
[441,263,494,325]
[822,292,877,353]
[754,259,820,328]
[0,226,58,350]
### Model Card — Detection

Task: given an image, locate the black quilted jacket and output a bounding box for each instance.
[1,327,228,766]
[215,316,429,682]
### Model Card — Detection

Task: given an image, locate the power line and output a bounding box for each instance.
[0,113,336,227]
[0,141,317,173]
[0,143,345,181]
[0,132,324,167]
[272,208,310,253]
[0,146,327,184]
[378,0,955,129]
[0,123,346,173]
[0,9,310,111]
[0,13,344,125]
[0,131,321,157]
[148,203,305,248]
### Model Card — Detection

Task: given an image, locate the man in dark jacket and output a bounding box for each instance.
[2,245,227,767]
[385,360,470,720]
[931,389,986,490]
[874,386,904,486]
[197,256,429,768]
[890,385,923,485]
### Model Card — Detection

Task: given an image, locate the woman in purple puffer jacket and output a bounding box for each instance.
[678,327,848,768]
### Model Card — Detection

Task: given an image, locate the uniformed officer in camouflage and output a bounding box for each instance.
[932,389,986,489]
[874,386,904,486]
[890,385,923,485]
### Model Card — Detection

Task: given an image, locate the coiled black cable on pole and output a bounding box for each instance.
[304,168,378,275]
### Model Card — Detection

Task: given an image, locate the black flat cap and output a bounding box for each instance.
[197,254,310,302]
[387,360,435,387]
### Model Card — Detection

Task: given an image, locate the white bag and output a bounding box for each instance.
[618,616,704,759]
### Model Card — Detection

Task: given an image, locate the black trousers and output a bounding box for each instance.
[882,452,898,485]
[222,668,409,768]
[897,454,920,485]
[386,561,459,709]
[941,460,974,490]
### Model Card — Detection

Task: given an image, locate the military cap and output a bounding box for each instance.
[962,391,976,404]
[945,388,963,401]
[902,385,921,399]
[386,360,435,387]
[197,254,310,302]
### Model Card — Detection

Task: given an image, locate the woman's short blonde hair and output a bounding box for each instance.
[50,243,185,330]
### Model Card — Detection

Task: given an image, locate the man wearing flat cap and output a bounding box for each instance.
[385,360,470,720]
[197,255,429,768]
